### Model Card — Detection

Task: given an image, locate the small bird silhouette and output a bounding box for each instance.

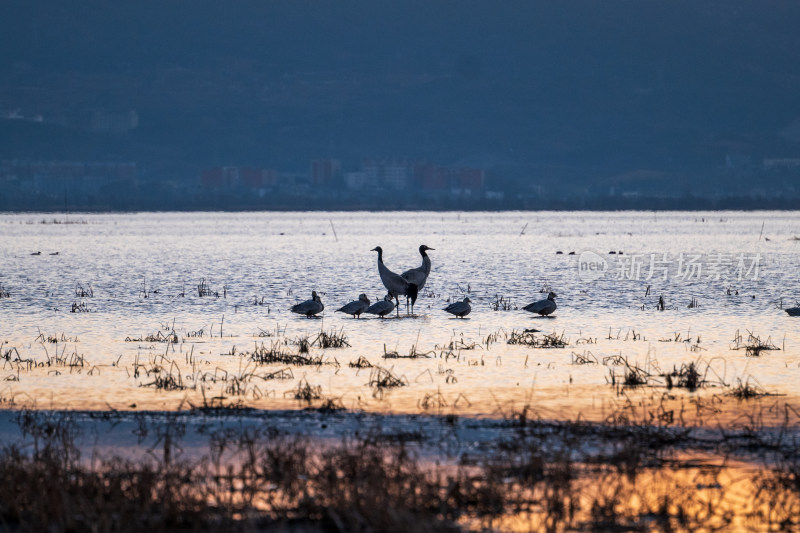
[290,291,324,318]
[336,293,370,318]
[443,297,471,318]
[365,294,395,318]
[523,292,557,316]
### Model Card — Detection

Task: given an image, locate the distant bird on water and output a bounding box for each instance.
[336,293,370,318]
[371,246,418,316]
[290,290,324,318]
[443,297,471,318]
[365,294,395,318]
[401,244,434,313]
[523,292,557,316]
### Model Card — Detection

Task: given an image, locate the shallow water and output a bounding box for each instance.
[1,210,798,417]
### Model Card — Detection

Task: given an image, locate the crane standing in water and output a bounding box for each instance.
[371,246,418,317]
[401,245,434,314]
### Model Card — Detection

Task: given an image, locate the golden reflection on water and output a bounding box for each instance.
[0,211,798,419]
[472,462,799,532]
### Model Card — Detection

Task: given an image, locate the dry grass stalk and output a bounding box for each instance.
[507,329,568,348]
[348,356,373,368]
[571,351,598,365]
[731,329,780,357]
[35,332,79,344]
[662,361,704,391]
[70,301,91,313]
[247,341,325,366]
[312,328,350,349]
[728,378,776,400]
[263,367,294,380]
[197,278,221,297]
[368,366,407,388]
[125,331,178,343]
[287,379,322,402]
[490,294,517,311]
[383,344,433,359]
[74,282,93,298]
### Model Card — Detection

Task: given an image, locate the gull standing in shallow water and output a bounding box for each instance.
[443,297,471,318]
[401,245,434,313]
[365,294,395,318]
[290,290,324,318]
[523,292,557,316]
[371,246,418,316]
[336,293,370,318]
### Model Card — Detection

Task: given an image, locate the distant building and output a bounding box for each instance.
[453,167,485,191]
[344,159,485,194]
[240,167,278,188]
[201,167,239,188]
[361,159,412,190]
[415,164,447,190]
[310,159,341,185]
[344,171,375,190]
[201,166,278,189]
[0,160,137,194]
[415,164,484,193]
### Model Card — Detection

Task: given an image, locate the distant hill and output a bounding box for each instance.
[2,0,799,202]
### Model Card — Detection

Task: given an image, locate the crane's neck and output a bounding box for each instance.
[422,254,432,275]
[376,249,393,279]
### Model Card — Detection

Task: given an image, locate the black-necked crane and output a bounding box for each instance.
[401,244,434,313]
[371,246,418,316]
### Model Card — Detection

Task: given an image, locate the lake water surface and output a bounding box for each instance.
[1,211,798,419]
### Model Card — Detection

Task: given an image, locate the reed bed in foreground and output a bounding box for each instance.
[0,407,798,532]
